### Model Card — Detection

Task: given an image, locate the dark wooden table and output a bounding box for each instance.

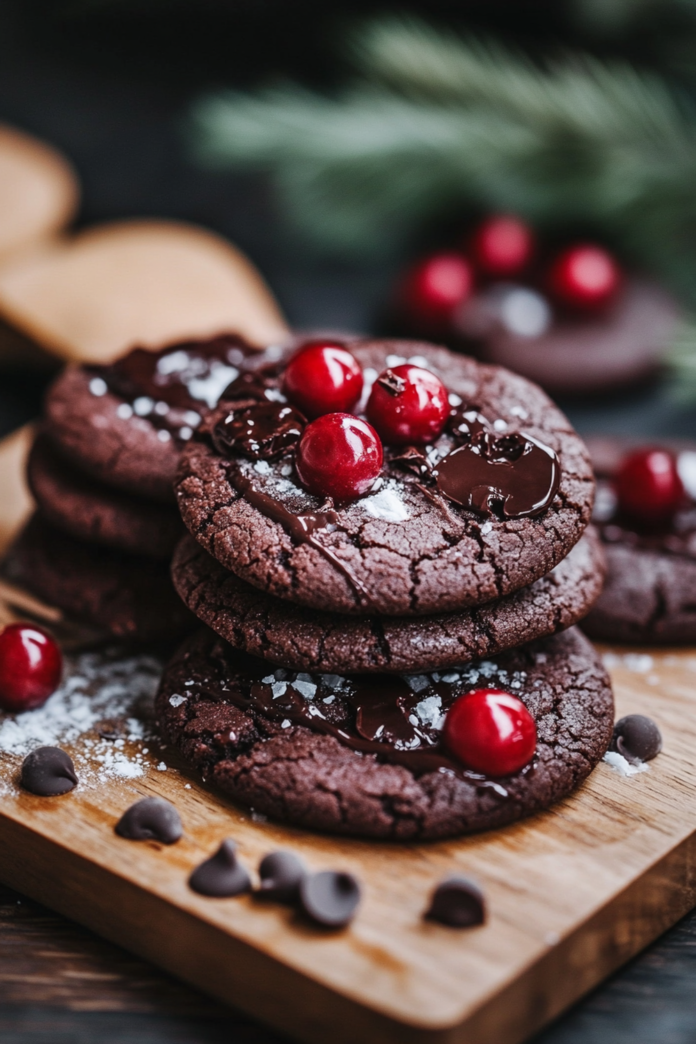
[2,4,696,1041]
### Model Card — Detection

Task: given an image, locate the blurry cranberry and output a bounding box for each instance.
[615,448,684,524]
[366,364,449,446]
[470,215,535,278]
[548,244,621,311]
[443,689,536,776]
[282,341,363,419]
[398,252,473,326]
[0,624,62,713]
[295,413,383,500]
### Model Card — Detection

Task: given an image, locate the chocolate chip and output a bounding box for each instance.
[188,840,251,897]
[20,747,78,796]
[611,714,662,764]
[115,797,182,844]
[425,877,486,928]
[299,871,361,928]
[212,403,305,461]
[257,850,306,903]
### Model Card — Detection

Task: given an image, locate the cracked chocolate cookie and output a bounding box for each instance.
[581,436,696,643]
[171,527,605,674]
[4,514,194,642]
[156,626,613,839]
[176,339,595,617]
[458,279,679,398]
[44,334,268,503]
[28,432,184,558]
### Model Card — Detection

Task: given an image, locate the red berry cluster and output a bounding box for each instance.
[282,342,450,500]
[396,214,622,334]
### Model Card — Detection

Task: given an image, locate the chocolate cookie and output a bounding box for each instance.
[581,436,696,643]
[44,334,267,503]
[156,626,613,840]
[28,432,184,558]
[457,278,678,397]
[4,514,194,642]
[176,339,595,616]
[171,527,605,674]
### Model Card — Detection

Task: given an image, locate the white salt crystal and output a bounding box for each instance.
[89,377,107,396]
[169,694,186,707]
[603,751,648,777]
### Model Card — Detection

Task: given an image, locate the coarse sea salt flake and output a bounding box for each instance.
[603,751,648,777]
[169,694,186,707]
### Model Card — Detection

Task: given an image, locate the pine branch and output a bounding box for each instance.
[189,17,696,304]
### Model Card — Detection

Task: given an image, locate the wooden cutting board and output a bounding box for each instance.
[0,427,695,1044]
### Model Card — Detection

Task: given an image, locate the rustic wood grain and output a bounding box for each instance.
[0,425,695,1044]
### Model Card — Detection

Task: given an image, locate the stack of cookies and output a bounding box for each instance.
[158,337,614,840]
[4,334,265,642]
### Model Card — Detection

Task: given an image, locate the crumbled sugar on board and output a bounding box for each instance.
[0,648,163,791]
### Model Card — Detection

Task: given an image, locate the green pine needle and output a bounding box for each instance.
[190,16,696,307]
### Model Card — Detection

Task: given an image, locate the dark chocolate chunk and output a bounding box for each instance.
[212,403,305,461]
[299,871,361,928]
[115,797,182,844]
[425,877,486,928]
[434,431,560,520]
[188,839,251,897]
[257,850,307,903]
[20,747,78,796]
[611,714,662,764]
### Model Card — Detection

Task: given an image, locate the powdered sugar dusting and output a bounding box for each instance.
[0,649,163,791]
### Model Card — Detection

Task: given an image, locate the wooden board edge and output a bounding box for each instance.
[459,829,696,1044]
[0,804,694,1044]
[0,813,452,1044]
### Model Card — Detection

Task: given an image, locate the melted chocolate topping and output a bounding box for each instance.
[231,473,374,608]
[212,403,305,460]
[93,335,262,445]
[185,639,529,792]
[434,428,560,519]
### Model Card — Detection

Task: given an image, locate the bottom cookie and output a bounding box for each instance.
[3,514,194,643]
[157,626,614,840]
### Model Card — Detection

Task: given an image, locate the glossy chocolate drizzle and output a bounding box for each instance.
[193,640,528,793]
[213,403,305,460]
[434,408,560,519]
[231,473,373,608]
[93,335,262,444]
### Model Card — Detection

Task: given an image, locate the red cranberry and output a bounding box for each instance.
[366,364,449,446]
[295,413,383,500]
[282,341,363,419]
[0,624,62,713]
[398,252,473,326]
[548,243,621,311]
[470,215,535,278]
[443,689,536,776]
[615,448,684,524]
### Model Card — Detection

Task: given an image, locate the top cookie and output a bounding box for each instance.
[176,339,594,616]
[44,333,269,502]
